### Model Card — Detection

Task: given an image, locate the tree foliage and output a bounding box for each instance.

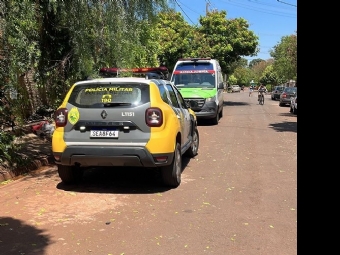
[196,10,259,75]
[259,65,278,86]
[154,9,259,74]
[155,9,196,71]
[227,33,297,90]
[229,33,298,89]
[270,33,297,82]
[249,58,264,69]
[0,1,40,123]
[232,66,253,87]
[228,57,248,74]
[251,60,271,83]
[1,0,174,108]
[0,0,173,165]
[34,0,172,108]
[227,74,237,85]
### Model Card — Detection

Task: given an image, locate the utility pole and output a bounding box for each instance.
[206,0,210,15]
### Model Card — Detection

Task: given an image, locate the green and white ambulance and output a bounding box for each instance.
[170,58,225,125]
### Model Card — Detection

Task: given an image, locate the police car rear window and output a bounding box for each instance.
[68,83,150,107]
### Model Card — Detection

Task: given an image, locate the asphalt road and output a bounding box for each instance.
[0,91,297,255]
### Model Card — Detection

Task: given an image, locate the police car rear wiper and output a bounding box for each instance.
[103,102,132,107]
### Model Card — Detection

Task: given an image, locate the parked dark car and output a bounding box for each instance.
[279,87,297,106]
[271,86,285,100]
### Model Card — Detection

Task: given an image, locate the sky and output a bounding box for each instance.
[170,0,297,62]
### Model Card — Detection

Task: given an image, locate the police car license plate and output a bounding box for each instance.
[90,130,118,138]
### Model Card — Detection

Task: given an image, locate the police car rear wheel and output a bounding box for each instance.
[58,165,83,184]
[161,142,182,188]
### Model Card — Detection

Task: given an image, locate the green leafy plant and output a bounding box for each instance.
[0,131,16,165]
[0,131,27,168]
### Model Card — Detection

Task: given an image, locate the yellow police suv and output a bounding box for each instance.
[52,67,199,188]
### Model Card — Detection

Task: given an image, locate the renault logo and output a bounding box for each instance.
[101,110,108,119]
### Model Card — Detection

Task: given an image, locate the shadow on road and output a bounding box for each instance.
[269,121,297,133]
[279,112,297,117]
[55,156,194,194]
[0,217,52,254]
[223,101,249,106]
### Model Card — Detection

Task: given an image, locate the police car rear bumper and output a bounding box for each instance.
[53,146,174,168]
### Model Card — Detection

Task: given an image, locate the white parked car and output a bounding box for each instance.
[231,85,241,92]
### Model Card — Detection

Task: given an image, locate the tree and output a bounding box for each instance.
[232,66,253,87]
[196,10,259,75]
[155,10,259,75]
[35,0,172,107]
[249,58,264,68]
[0,0,43,127]
[0,0,174,166]
[270,33,297,82]
[228,58,248,74]
[259,65,278,88]
[228,74,237,85]
[155,10,196,71]
[251,60,271,84]
[1,0,173,112]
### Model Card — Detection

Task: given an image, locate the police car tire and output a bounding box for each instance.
[185,128,199,158]
[58,165,83,184]
[161,142,182,188]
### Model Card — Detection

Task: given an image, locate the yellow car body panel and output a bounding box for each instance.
[145,82,178,153]
[52,127,67,153]
[51,84,76,153]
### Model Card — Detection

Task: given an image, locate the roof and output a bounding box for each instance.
[74,77,164,85]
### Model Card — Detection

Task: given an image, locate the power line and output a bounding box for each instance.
[236,0,296,11]
[176,0,202,16]
[174,0,196,25]
[277,0,297,7]
[218,0,296,18]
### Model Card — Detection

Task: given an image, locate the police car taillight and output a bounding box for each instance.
[54,108,68,127]
[145,108,163,127]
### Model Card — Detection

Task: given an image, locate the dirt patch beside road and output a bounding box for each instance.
[0,133,55,182]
